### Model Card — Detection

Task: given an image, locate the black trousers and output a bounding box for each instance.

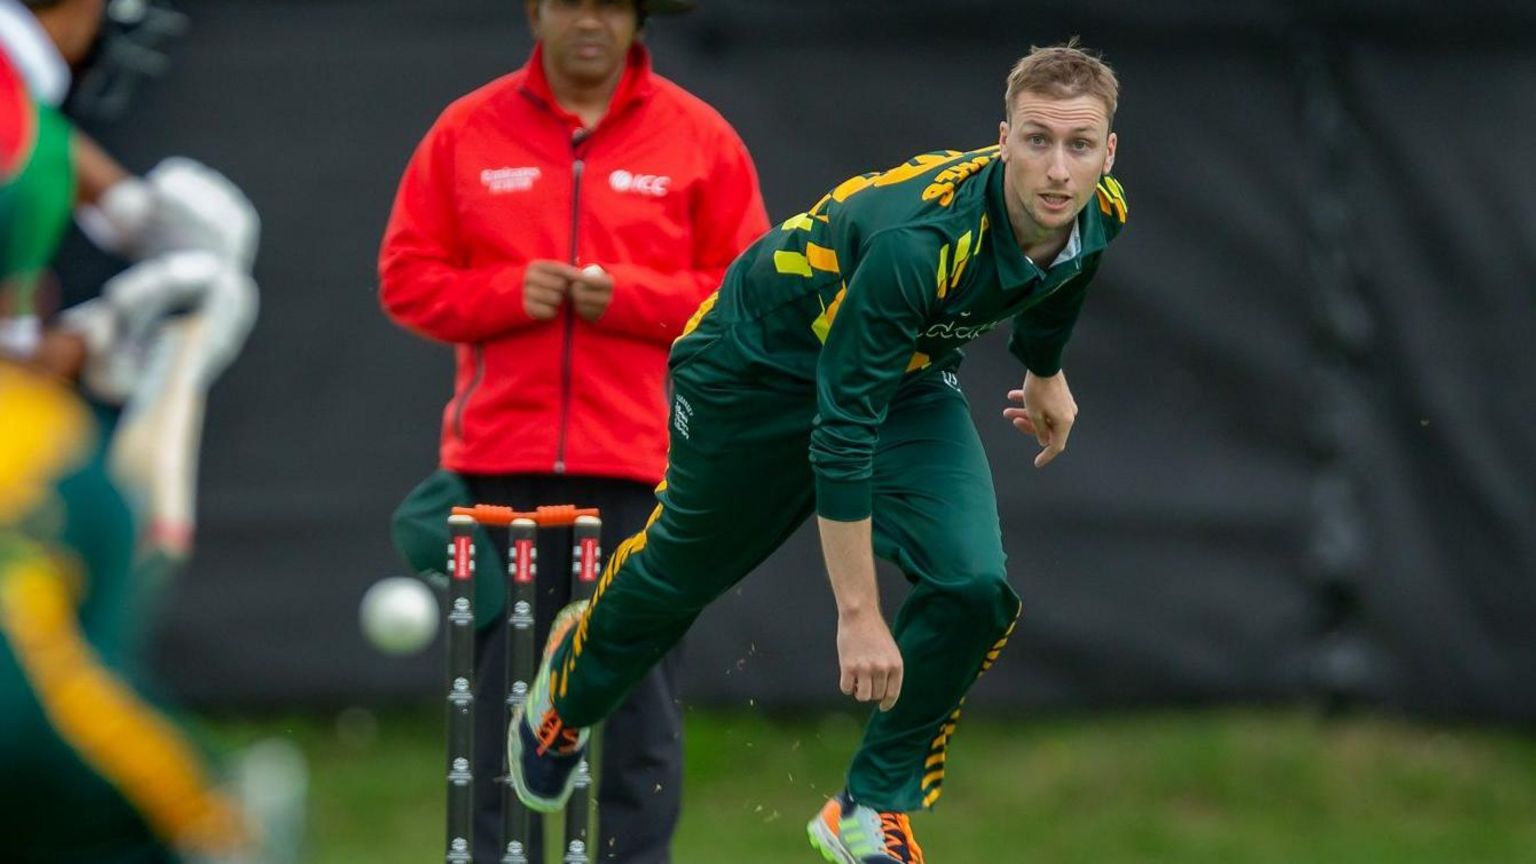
[463,474,682,864]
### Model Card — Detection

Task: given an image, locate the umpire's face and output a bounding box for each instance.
[527,0,640,89]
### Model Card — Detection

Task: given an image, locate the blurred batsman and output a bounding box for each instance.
[1,1,297,861]
[508,42,1129,862]
[2,0,259,567]
[379,0,767,860]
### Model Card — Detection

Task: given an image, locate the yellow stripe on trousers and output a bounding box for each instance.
[558,495,665,699]
[920,601,1023,808]
[0,553,246,855]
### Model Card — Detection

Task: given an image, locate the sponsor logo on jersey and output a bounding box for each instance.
[922,318,1004,341]
[610,169,671,197]
[480,166,540,194]
[672,393,694,439]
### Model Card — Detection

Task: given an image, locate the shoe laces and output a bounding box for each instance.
[878,811,924,863]
[534,708,581,756]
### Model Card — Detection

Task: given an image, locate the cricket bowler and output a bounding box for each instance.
[510,41,1129,863]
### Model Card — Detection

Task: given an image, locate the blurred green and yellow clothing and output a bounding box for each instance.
[0,363,246,862]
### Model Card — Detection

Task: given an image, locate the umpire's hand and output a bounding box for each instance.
[522,260,574,320]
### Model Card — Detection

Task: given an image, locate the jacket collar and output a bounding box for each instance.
[520,41,656,132]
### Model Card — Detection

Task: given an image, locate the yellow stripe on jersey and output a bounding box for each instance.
[828,151,968,206]
[775,244,840,281]
[810,287,847,343]
[0,363,93,524]
[830,173,877,204]
[804,242,839,275]
[677,289,719,343]
[0,550,246,854]
[949,229,975,291]
[781,213,815,232]
[773,250,813,278]
[935,244,950,298]
[871,151,964,192]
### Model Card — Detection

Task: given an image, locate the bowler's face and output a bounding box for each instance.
[998,91,1117,239]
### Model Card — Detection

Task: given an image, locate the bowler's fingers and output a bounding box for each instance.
[1033,414,1074,468]
[865,668,888,704]
[879,664,904,712]
[1003,407,1037,436]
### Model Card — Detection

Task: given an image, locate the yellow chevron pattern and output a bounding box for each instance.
[919,600,1023,808]
[921,704,965,808]
[560,495,666,698]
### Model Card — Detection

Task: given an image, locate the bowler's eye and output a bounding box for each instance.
[1071,139,1092,152]
[1026,134,1047,147]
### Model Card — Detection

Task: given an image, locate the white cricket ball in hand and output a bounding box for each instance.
[581,263,605,279]
[359,577,439,655]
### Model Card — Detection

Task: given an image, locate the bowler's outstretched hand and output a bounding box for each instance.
[1004,369,1077,468]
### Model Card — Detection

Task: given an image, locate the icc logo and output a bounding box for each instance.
[610,169,671,197]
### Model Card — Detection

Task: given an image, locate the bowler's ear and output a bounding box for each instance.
[1103,131,1118,175]
[997,121,1010,154]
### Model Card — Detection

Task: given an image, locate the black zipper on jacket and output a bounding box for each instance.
[554,133,588,474]
[451,345,485,441]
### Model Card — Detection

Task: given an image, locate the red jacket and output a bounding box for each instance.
[379,44,768,483]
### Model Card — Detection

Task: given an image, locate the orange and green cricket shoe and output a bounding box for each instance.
[807,791,926,863]
[507,601,591,813]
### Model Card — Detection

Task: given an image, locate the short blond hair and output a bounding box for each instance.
[1004,38,1119,125]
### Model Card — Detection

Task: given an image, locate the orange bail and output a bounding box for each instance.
[450,503,600,527]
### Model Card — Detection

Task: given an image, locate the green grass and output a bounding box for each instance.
[206,706,1536,863]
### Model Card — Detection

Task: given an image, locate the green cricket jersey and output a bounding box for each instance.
[672,145,1129,521]
[0,46,75,320]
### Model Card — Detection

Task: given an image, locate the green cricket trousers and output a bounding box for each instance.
[548,366,1022,812]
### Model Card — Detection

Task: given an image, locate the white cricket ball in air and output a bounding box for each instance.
[581,263,605,279]
[359,577,439,655]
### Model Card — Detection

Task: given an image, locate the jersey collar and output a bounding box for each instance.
[0,0,70,107]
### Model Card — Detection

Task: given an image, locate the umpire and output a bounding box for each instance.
[378,1,769,860]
